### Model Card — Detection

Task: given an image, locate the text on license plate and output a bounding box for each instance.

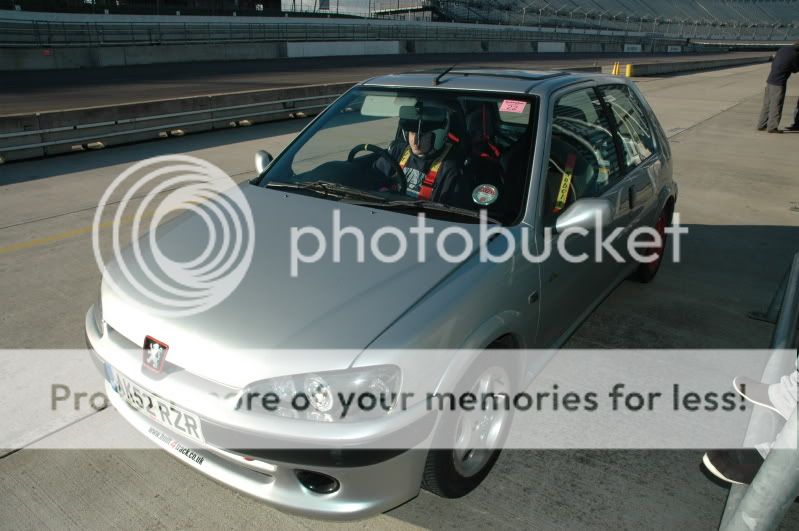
[110,368,205,444]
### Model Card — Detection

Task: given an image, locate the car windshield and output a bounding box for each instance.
[258,87,537,225]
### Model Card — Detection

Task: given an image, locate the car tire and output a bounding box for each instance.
[633,204,671,283]
[421,353,516,498]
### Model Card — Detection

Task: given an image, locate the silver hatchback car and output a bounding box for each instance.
[85,69,677,519]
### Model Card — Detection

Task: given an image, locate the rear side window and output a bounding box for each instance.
[599,85,656,169]
[542,88,621,224]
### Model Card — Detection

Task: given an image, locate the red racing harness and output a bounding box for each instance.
[477,105,502,159]
[398,134,458,200]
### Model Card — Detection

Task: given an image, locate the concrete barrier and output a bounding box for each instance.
[286,41,400,58]
[411,40,485,54]
[486,41,536,53]
[0,113,44,161]
[0,37,673,71]
[0,56,771,163]
[601,55,770,76]
[538,42,566,53]
[568,42,604,53]
[0,82,355,163]
[0,42,284,70]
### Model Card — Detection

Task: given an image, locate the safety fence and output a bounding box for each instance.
[0,17,680,48]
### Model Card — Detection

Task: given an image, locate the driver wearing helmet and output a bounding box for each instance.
[374,104,461,201]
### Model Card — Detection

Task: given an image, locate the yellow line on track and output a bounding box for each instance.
[0,212,154,255]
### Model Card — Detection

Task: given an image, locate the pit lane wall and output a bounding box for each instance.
[0,81,355,163]
[0,39,712,70]
[0,55,770,164]
[599,54,771,76]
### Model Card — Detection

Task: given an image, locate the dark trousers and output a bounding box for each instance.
[757,84,786,131]
[792,97,799,129]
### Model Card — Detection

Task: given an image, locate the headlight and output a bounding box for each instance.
[237,365,401,422]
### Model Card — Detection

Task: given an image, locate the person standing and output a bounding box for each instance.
[702,369,798,484]
[757,42,799,134]
[787,97,799,132]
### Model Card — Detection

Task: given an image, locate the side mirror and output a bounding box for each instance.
[255,150,273,174]
[555,198,613,234]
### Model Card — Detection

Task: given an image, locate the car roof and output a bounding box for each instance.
[361,69,627,96]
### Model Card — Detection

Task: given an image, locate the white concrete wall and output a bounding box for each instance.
[538,42,566,53]
[286,40,400,58]
[0,42,284,71]
[412,40,484,54]
[487,41,536,53]
[569,42,605,53]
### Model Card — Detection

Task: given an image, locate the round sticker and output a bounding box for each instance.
[472,184,499,206]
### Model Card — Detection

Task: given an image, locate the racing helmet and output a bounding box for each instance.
[398,104,450,155]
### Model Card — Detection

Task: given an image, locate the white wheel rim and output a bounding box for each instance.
[451,366,511,478]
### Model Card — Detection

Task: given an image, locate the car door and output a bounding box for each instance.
[597,83,662,239]
[534,85,630,347]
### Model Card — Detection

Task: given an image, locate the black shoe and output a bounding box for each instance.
[757,127,767,131]
[786,125,799,132]
[767,129,783,134]
[703,449,764,485]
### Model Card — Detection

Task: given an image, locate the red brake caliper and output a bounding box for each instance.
[649,212,668,272]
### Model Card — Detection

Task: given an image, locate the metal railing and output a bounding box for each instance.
[0,93,342,152]
[368,1,799,41]
[0,17,672,48]
[0,15,794,49]
[0,86,352,163]
[720,252,799,530]
[3,0,798,42]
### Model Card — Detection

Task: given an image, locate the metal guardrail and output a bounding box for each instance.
[0,92,344,153]
[0,86,353,163]
[719,253,799,530]
[0,17,680,48]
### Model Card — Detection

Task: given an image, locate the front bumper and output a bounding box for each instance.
[85,307,431,519]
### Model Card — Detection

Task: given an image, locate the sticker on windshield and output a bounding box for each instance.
[499,100,527,113]
[472,184,499,206]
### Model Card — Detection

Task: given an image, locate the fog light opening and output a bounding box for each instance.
[295,469,340,494]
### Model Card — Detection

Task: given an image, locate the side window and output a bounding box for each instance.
[543,88,621,224]
[599,85,656,169]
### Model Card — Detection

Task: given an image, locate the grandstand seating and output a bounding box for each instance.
[371,1,798,33]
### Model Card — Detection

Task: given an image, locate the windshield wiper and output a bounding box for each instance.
[360,199,501,225]
[410,201,502,225]
[264,180,389,203]
[266,181,501,224]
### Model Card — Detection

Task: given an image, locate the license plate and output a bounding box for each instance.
[109,367,205,445]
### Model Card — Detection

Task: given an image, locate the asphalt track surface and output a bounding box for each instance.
[0,51,769,115]
[2,63,799,529]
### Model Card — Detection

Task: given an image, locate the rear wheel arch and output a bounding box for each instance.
[664,195,676,223]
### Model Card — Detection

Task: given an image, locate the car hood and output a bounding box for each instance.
[101,184,481,387]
